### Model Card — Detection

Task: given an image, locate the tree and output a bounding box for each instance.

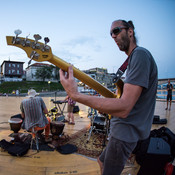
[35,66,53,82]
[53,66,60,82]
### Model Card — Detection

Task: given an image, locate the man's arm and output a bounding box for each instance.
[43,108,49,115]
[20,102,25,119]
[64,95,68,101]
[21,112,25,119]
[60,66,142,118]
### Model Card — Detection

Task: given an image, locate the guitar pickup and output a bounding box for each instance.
[30,51,40,59]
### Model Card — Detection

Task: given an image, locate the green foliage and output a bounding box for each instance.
[0,81,64,94]
[35,66,53,82]
[53,66,60,81]
[34,65,60,82]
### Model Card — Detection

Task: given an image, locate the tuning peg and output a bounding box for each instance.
[33,34,42,42]
[32,34,42,49]
[30,51,40,59]
[28,59,32,66]
[26,33,30,39]
[14,29,22,37]
[41,37,50,52]
[22,33,31,47]
[44,37,50,45]
[12,29,22,44]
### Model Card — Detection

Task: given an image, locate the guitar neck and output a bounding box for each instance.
[49,55,117,98]
[6,35,123,98]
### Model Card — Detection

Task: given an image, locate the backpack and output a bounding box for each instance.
[0,139,30,156]
[133,127,175,175]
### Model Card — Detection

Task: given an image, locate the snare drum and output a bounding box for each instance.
[50,121,65,140]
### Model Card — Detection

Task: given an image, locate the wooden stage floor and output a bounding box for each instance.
[0,96,174,175]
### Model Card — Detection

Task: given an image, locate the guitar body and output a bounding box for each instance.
[6,35,123,98]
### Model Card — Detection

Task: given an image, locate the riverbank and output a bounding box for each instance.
[1,90,67,97]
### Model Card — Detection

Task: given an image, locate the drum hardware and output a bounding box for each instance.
[49,100,67,122]
[48,106,60,121]
[93,115,106,130]
[87,107,97,118]
[86,112,110,147]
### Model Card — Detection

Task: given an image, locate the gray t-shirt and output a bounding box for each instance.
[110,47,158,142]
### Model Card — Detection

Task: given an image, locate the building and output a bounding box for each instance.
[0,60,24,83]
[83,67,113,88]
[26,63,58,82]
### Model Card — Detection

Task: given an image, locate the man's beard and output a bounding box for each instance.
[118,34,130,52]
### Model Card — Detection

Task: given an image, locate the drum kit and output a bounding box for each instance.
[48,99,68,122]
[8,103,109,148]
[87,110,110,146]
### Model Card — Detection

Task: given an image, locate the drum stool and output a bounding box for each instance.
[28,127,44,152]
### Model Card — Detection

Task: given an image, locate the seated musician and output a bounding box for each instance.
[20,89,51,142]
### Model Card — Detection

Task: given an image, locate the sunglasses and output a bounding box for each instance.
[110,26,128,36]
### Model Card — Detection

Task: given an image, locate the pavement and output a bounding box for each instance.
[0,96,174,175]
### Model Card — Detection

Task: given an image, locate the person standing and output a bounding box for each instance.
[59,19,157,175]
[165,79,173,110]
[65,95,76,125]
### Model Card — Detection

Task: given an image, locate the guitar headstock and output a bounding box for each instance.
[6,30,53,64]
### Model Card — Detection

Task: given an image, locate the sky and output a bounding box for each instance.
[0,0,174,79]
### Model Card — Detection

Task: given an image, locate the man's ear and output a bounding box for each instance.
[128,28,133,38]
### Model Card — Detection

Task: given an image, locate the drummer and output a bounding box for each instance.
[20,89,51,142]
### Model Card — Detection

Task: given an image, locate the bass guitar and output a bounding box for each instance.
[6,31,123,98]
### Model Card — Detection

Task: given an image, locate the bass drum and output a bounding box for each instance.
[93,114,106,130]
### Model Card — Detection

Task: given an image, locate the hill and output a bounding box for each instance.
[0,81,64,94]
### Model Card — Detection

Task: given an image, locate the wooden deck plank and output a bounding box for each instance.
[0,96,174,175]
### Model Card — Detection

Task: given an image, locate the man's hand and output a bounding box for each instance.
[59,66,79,99]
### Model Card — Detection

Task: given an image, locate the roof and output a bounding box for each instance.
[27,63,51,68]
[1,60,25,66]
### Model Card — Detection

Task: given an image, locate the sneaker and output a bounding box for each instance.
[165,108,168,110]
[68,122,75,125]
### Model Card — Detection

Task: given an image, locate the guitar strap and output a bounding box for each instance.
[113,47,137,83]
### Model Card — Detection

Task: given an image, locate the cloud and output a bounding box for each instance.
[54,35,103,65]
